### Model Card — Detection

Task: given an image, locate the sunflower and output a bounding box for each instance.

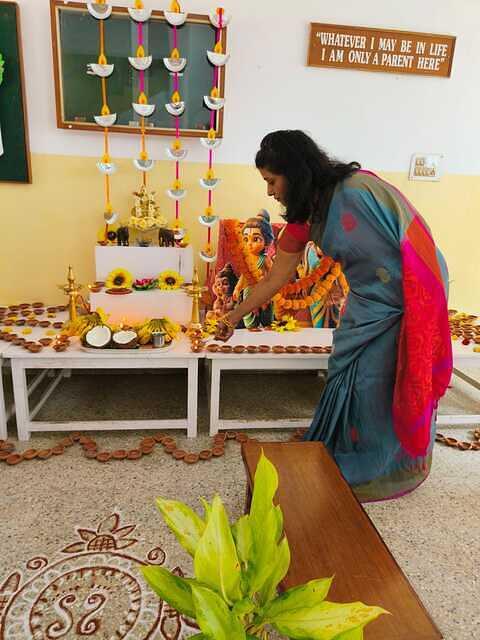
[106,268,134,290]
[157,270,184,290]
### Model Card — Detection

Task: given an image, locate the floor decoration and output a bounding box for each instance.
[0,510,199,639]
[435,428,480,451]
[0,430,252,466]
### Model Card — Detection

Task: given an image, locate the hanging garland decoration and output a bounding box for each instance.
[164,1,188,232]
[87,1,118,242]
[128,0,155,184]
[198,7,231,276]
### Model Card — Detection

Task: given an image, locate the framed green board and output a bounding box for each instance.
[50,0,227,138]
[0,1,31,183]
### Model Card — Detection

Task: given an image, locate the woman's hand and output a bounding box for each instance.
[215,317,235,342]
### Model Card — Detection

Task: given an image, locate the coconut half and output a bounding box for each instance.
[112,330,138,349]
[84,325,112,348]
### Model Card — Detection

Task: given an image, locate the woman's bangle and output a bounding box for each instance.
[220,315,234,329]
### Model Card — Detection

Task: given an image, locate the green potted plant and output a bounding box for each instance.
[142,453,387,639]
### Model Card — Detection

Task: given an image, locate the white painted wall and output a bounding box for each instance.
[15,0,480,173]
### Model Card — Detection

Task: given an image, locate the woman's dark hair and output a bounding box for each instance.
[255,130,360,223]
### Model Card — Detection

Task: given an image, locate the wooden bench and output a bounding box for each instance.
[241,441,442,640]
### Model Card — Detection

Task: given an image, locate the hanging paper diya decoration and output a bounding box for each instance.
[199,7,230,274]
[87,0,118,241]
[164,0,188,240]
[129,0,155,181]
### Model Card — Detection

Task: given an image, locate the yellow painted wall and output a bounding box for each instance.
[0,153,478,312]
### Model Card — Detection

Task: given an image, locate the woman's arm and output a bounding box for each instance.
[219,247,303,330]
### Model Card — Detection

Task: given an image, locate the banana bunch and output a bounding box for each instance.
[136,317,181,345]
[63,310,108,338]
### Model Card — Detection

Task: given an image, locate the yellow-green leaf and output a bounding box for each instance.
[250,453,279,533]
[257,535,291,606]
[191,584,246,640]
[263,577,333,618]
[194,495,242,604]
[141,566,195,619]
[268,600,388,640]
[156,498,205,557]
[232,515,253,566]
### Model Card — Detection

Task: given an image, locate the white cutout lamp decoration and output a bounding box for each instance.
[87,2,113,20]
[87,63,114,77]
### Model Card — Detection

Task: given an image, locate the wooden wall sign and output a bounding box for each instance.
[308,23,455,78]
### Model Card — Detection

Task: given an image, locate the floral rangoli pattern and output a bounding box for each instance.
[0,512,198,639]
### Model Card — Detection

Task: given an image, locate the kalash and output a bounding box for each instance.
[127,185,168,246]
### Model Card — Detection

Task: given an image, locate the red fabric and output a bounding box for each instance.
[278,223,310,253]
[393,218,453,458]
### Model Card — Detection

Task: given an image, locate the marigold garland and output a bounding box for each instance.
[224,219,350,312]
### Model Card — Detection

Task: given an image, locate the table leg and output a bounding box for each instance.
[187,361,198,438]
[209,361,221,436]
[11,361,30,441]
[0,358,7,440]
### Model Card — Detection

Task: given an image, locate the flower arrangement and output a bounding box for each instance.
[133,278,158,291]
[157,270,184,290]
[105,268,134,290]
[271,315,298,332]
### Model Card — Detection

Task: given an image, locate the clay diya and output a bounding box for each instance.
[233,345,246,354]
[8,305,20,311]
[39,321,51,328]
[39,338,53,346]
[27,319,38,327]
[27,344,43,353]
[127,449,142,460]
[173,449,187,460]
[19,303,30,309]
[32,302,44,308]
[12,338,26,346]
[33,309,44,316]
[246,345,259,354]
[56,305,68,312]
[15,319,26,326]
[112,450,128,460]
[286,346,299,354]
[53,343,67,352]
[272,345,286,354]
[184,453,199,464]
[206,344,220,353]
[199,449,212,460]
[220,345,233,353]
[258,345,270,353]
[105,288,132,295]
[299,345,312,353]
[53,322,64,329]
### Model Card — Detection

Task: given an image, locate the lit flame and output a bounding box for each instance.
[173,179,182,190]
[210,86,219,98]
[206,168,215,180]
[98,53,107,65]
[140,151,148,160]
[214,41,223,54]
[134,0,144,9]
[101,153,111,163]
[136,45,145,58]
[170,0,181,12]
[207,128,216,140]
[172,139,182,150]
[101,104,111,116]
[171,90,181,103]
[138,92,148,104]
[171,47,180,59]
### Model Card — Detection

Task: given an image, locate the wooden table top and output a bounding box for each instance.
[242,441,442,640]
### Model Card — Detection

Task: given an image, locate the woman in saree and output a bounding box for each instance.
[215,130,452,502]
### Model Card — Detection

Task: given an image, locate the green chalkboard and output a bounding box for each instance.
[0,1,31,183]
[51,1,226,137]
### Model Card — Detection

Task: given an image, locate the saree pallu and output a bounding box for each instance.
[304,171,452,502]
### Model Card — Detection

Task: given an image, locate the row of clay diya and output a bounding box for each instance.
[0,431,251,466]
[449,315,480,350]
[206,344,333,355]
[0,332,70,353]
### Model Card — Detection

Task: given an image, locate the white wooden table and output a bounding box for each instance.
[437,340,480,426]
[6,337,202,441]
[205,329,332,435]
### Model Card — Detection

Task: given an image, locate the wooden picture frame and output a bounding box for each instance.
[0,1,32,183]
[50,0,227,138]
